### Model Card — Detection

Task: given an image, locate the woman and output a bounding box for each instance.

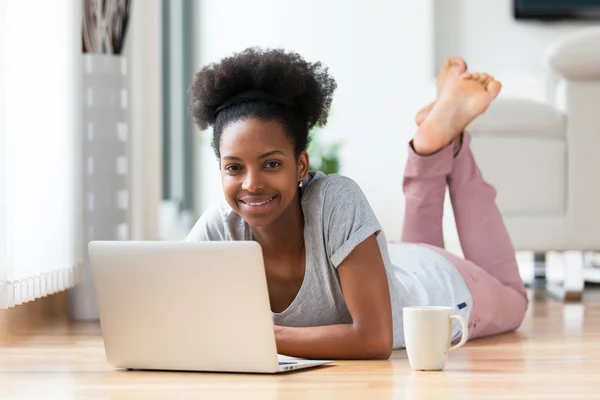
[186,48,529,360]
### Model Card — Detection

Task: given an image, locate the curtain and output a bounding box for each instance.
[0,0,81,309]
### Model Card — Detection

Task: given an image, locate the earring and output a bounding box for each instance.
[299,180,304,188]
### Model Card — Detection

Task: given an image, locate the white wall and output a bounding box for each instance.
[192,0,436,241]
[434,0,600,102]
[128,0,163,241]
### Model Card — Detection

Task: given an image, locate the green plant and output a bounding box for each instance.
[307,126,341,175]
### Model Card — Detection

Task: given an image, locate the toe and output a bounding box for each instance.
[441,57,468,75]
[448,57,467,71]
[479,73,489,83]
[487,79,502,97]
[460,72,472,80]
[471,72,480,81]
[483,75,494,86]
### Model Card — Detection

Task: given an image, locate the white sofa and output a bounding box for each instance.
[466,28,600,301]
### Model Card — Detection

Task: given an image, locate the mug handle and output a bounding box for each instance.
[445,315,468,354]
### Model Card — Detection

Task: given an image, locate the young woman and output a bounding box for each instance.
[186,48,529,360]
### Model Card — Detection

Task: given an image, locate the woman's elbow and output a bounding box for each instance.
[365,341,392,359]
[370,345,393,360]
[360,328,393,359]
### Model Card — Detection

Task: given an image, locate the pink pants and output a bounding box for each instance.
[401,132,529,340]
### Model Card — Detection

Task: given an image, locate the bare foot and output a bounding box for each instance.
[412,72,502,155]
[415,72,493,127]
[415,57,467,126]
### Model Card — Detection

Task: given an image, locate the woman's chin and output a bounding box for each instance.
[244,214,279,229]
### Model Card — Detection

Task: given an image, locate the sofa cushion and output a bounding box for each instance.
[467,98,566,140]
[546,28,600,80]
[470,136,566,216]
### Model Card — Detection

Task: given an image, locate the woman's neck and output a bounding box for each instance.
[251,196,304,259]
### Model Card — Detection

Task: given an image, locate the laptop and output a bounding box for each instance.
[88,240,332,373]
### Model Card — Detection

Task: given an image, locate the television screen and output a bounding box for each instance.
[515,0,600,20]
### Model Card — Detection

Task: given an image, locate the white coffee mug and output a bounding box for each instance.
[403,306,468,371]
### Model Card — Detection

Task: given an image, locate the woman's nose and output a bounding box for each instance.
[241,170,263,192]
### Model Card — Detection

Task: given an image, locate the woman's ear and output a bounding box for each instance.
[297,150,310,182]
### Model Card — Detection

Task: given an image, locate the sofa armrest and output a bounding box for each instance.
[467,98,566,138]
[546,28,600,80]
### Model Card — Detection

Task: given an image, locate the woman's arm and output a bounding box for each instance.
[274,234,393,360]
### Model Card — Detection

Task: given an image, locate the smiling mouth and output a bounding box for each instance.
[239,196,277,207]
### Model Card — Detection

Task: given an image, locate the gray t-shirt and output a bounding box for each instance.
[185,171,471,348]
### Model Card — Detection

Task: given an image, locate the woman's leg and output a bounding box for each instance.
[419,132,529,339]
[423,245,529,339]
[412,63,526,298]
[448,132,527,299]
[404,71,529,339]
[401,139,528,340]
[401,57,467,246]
[401,142,453,248]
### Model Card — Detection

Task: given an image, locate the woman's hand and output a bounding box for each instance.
[273,234,393,360]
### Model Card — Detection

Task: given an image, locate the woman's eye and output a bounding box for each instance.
[265,161,281,169]
[225,164,241,172]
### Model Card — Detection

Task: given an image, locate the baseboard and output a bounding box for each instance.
[0,291,69,343]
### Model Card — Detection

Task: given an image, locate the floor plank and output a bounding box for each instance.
[1,291,599,399]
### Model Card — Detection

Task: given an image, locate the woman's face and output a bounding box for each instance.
[219,118,309,228]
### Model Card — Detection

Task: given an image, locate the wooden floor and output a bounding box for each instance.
[1,289,600,399]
